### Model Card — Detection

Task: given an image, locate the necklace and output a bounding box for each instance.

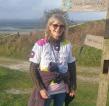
[53,42,60,51]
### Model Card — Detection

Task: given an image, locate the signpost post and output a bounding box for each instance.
[62,0,109,106]
[96,1,109,105]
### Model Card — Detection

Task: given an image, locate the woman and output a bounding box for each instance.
[28,14,77,106]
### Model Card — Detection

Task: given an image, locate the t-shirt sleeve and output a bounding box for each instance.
[67,43,76,63]
[29,43,41,64]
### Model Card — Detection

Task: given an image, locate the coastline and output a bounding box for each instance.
[0,28,44,36]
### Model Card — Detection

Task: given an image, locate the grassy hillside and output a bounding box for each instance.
[0,20,104,66]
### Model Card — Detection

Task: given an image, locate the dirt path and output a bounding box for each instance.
[0,57,30,72]
[0,57,100,82]
[5,88,32,94]
[0,57,101,94]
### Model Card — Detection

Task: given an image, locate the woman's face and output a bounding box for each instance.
[49,20,65,40]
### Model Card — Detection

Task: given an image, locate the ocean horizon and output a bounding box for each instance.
[0,11,106,32]
[0,19,45,32]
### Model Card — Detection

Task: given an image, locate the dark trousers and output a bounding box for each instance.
[44,93,66,106]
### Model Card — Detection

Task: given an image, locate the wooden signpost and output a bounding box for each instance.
[62,0,107,11]
[79,21,109,106]
[81,11,109,106]
[84,34,104,50]
[96,1,109,105]
[62,0,109,106]
[81,2,109,106]
[96,40,109,106]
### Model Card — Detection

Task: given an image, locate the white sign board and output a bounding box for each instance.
[84,34,104,50]
[62,0,107,11]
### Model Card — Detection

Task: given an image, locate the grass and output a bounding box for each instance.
[0,66,32,106]
[0,66,102,106]
[73,44,102,67]
[0,92,29,106]
[0,67,32,90]
[0,33,43,60]
[69,81,99,106]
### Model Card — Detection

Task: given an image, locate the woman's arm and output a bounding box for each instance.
[30,62,46,90]
[30,62,49,99]
[68,61,77,91]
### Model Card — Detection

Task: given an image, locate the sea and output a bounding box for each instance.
[0,12,106,33]
[0,19,44,33]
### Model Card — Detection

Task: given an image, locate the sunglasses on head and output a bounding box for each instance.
[52,24,65,29]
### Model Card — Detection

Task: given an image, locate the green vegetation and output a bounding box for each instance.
[0,93,29,106]
[74,45,102,66]
[0,66,109,106]
[0,66,101,106]
[0,66,32,106]
[71,81,98,106]
[0,67,32,90]
[0,33,43,60]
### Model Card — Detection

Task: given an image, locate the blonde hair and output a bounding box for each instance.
[45,14,68,41]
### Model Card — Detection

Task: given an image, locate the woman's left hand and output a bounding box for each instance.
[69,90,76,97]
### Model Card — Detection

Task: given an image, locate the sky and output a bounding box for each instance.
[0,0,62,20]
[0,0,107,20]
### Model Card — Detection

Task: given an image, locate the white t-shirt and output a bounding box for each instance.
[29,38,75,95]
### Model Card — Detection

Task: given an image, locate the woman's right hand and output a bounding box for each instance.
[39,89,49,99]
